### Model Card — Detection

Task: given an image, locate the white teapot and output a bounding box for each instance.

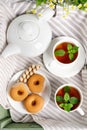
[2,8,54,58]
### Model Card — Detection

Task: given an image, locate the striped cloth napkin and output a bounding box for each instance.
[0,0,87,129]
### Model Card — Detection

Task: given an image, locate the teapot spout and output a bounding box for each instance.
[1,44,21,58]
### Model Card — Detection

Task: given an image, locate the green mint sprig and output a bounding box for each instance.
[36,0,47,6]
[56,95,64,102]
[64,92,70,102]
[67,44,79,61]
[59,103,73,112]
[64,86,70,93]
[54,49,65,56]
[54,43,79,61]
[56,86,80,112]
[35,0,87,11]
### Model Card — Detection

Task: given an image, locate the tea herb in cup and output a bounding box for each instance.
[56,86,80,112]
[54,43,79,61]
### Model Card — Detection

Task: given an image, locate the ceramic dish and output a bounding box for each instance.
[7,70,51,114]
[2,14,52,58]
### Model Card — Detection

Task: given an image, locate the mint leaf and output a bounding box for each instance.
[67,44,73,51]
[72,46,79,54]
[54,50,65,56]
[36,0,43,6]
[43,0,47,3]
[59,103,65,108]
[64,103,73,112]
[70,97,80,105]
[64,86,70,93]
[64,93,70,102]
[59,103,73,112]
[56,96,64,102]
[69,53,74,60]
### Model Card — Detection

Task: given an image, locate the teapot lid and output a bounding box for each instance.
[18,21,40,42]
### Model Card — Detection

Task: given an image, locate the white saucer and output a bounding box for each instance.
[43,37,85,78]
[7,70,51,114]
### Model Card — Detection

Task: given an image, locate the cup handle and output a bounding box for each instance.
[76,107,84,116]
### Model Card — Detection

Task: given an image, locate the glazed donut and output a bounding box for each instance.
[27,74,45,93]
[24,94,44,113]
[10,83,29,101]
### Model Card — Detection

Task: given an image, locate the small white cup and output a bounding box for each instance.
[48,37,85,77]
[52,37,85,68]
[54,84,84,116]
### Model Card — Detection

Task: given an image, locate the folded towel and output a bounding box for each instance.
[0,0,87,130]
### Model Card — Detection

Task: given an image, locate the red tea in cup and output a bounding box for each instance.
[56,86,80,111]
[55,84,84,115]
[54,42,78,64]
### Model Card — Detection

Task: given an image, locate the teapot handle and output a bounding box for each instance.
[1,44,21,58]
[38,7,55,22]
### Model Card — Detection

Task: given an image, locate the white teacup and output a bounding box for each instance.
[54,84,84,116]
[48,37,85,77]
